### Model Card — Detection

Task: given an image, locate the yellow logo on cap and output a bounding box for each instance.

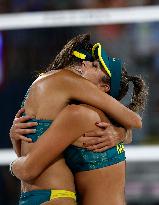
[72,51,86,60]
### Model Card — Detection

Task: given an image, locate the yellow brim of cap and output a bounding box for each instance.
[92,43,111,77]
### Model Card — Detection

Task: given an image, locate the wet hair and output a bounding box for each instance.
[47,34,92,71]
[102,67,148,112]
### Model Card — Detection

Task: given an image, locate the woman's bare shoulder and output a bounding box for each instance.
[55,69,84,80]
[35,69,83,84]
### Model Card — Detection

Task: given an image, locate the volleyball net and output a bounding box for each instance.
[0,146,159,165]
[1,5,159,165]
[0,5,159,30]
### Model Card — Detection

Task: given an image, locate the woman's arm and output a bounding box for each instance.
[10,110,128,154]
[10,108,34,156]
[82,122,131,152]
[12,105,101,181]
[60,70,142,129]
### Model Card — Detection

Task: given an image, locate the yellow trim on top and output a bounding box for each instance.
[50,190,76,200]
[92,43,111,77]
[72,50,86,60]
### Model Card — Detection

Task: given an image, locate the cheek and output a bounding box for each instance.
[91,71,104,85]
[85,71,99,84]
[98,85,106,92]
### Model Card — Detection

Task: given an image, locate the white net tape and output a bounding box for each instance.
[0,6,159,30]
[0,146,159,165]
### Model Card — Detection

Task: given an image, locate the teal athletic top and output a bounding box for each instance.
[25,118,52,143]
[24,118,126,173]
[22,88,126,173]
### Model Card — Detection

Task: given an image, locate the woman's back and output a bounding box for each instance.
[24,70,71,120]
[20,70,75,193]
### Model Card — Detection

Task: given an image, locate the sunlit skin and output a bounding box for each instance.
[11,61,141,205]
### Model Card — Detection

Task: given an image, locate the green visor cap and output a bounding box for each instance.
[92,43,122,99]
[108,57,122,99]
[72,46,94,62]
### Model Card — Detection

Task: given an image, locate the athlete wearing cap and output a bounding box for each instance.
[10,34,147,205]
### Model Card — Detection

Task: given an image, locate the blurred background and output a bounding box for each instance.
[0,0,159,204]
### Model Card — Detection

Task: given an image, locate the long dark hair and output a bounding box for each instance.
[47,34,92,71]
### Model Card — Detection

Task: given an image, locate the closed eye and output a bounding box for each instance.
[92,62,98,68]
[101,75,107,83]
[92,61,100,69]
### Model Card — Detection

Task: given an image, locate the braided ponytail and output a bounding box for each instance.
[127,75,148,112]
[116,67,148,113]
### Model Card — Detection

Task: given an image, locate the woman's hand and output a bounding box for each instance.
[74,122,130,152]
[10,108,37,143]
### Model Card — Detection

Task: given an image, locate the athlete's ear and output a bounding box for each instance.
[105,84,110,92]
[98,83,110,93]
